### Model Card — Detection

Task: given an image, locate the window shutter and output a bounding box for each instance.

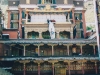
[11,13,13,20]
[70,11,72,19]
[22,11,25,18]
[10,22,13,28]
[53,0,56,4]
[80,22,83,28]
[79,13,82,20]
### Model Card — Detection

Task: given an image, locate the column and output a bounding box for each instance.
[93,45,96,55]
[19,8,22,38]
[38,63,40,75]
[82,62,84,75]
[38,45,40,56]
[39,32,42,39]
[67,45,70,55]
[68,13,70,22]
[82,10,86,38]
[25,12,28,24]
[70,31,73,39]
[52,45,54,56]
[95,62,97,74]
[80,44,83,55]
[56,32,59,39]
[52,63,54,75]
[25,32,27,39]
[72,8,75,24]
[23,45,26,56]
[68,62,70,75]
[23,63,26,75]
[7,10,11,28]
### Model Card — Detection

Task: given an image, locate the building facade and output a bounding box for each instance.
[0,0,99,75]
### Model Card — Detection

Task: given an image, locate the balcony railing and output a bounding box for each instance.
[0,39,97,44]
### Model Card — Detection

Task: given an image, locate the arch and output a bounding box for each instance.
[59,31,70,39]
[27,31,39,39]
[42,31,50,39]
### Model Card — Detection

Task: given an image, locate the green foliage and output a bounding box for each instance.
[86,25,94,30]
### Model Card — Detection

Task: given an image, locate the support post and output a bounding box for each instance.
[39,32,42,39]
[52,45,54,56]
[80,44,83,55]
[38,45,40,56]
[23,45,26,56]
[82,62,84,75]
[95,62,97,74]
[56,32,59,39]
[93,45,96,55]
[67,45,69,55]
[38,63,40,75]
[68,62,70,75]
[7,10,11,28]
[52,63,54,75]
[23,63,26,75]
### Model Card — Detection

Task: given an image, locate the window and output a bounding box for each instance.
[10,22,18,29]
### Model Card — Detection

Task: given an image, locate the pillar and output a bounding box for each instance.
[38,45,40,56]
[82,10,86,38]
[38,63,40,75]
[7,10,11,28]
[25,12,28,24]
[39,32,42,39]
[23,63,26,75]
[70,31,73,39]
[25,32,27,39]
[56,32,59,39]
[80,44,83,55]
[19,8,22,38]
[52,63,54,75]
[67,45,70,55]
[68,13,70,22]
[95,62,97,74]
[72,8,75,24]
[23,45,26,56]
[68,62,70,75]
[93,45,96,55]
[52,45,54,56]
[82,62,84,75]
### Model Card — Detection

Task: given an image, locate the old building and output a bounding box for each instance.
[0,0,99,75]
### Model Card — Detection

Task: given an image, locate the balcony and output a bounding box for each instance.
[0,39,97,44]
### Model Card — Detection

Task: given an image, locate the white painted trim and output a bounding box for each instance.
[8,6,18,10]
[19,4,39,8]
[56,4,74,8]
[75,7,84,10]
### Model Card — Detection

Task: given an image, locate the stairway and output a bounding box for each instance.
[0,68,13,75]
